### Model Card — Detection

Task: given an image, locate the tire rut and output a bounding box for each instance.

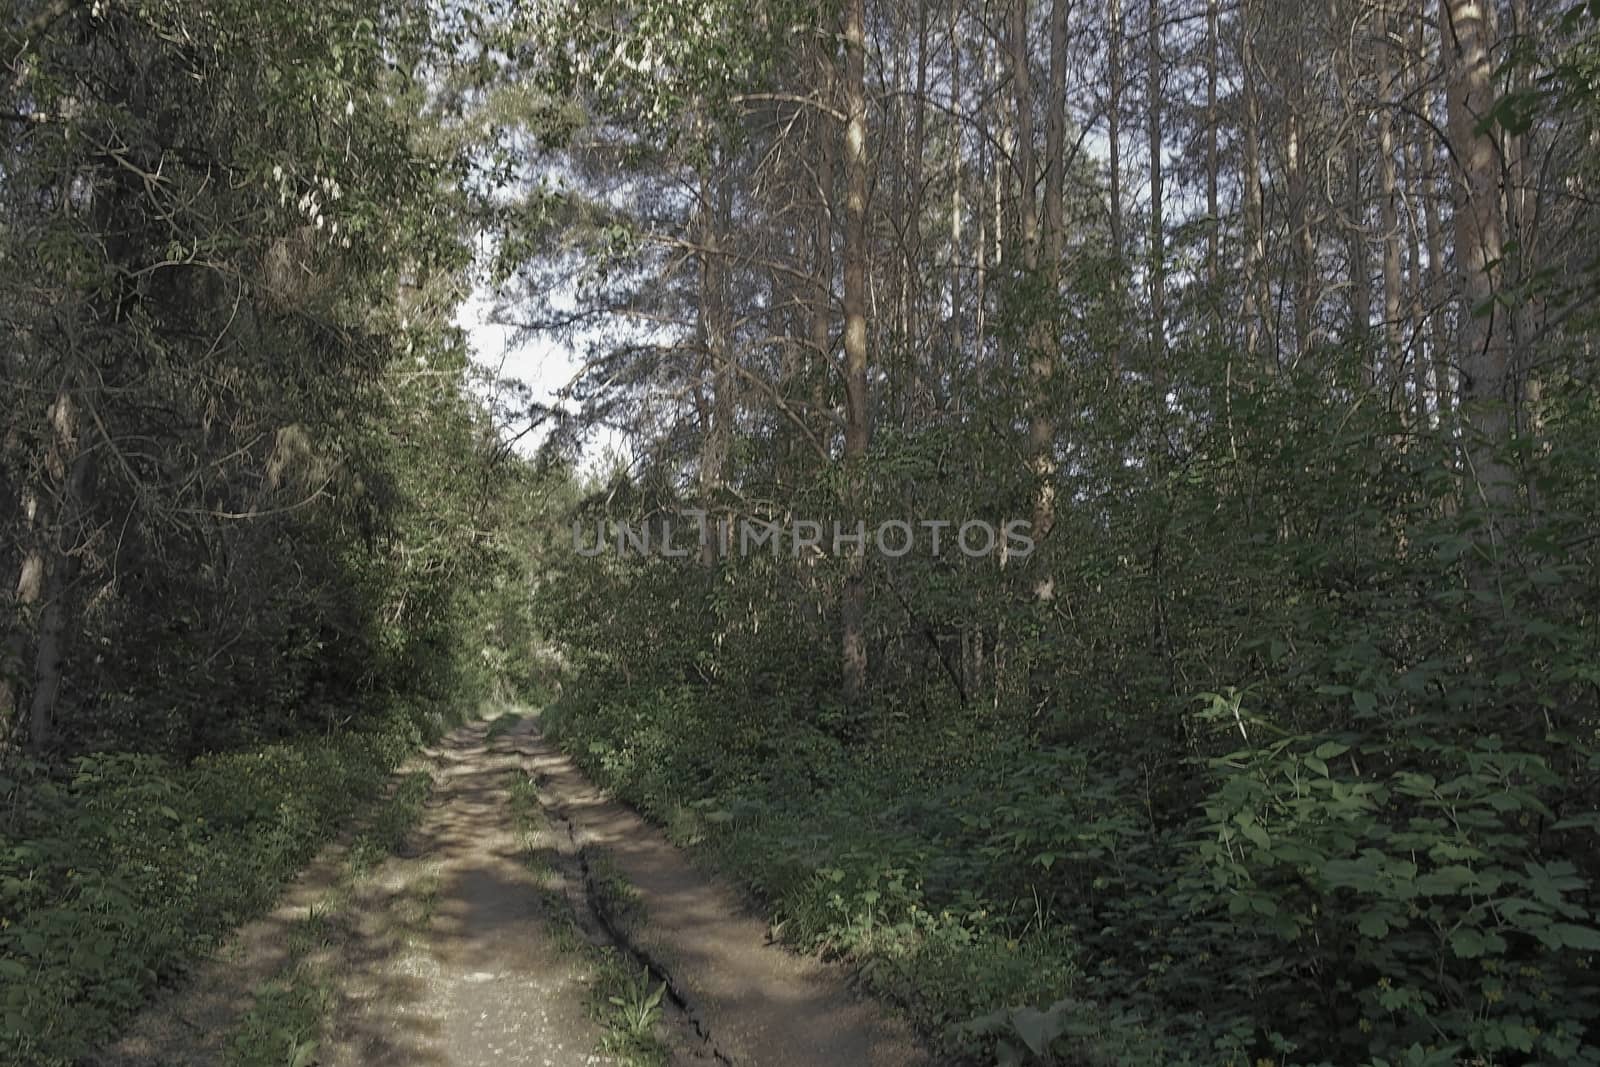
[530,769,733,1065]
[507,722,933,1067]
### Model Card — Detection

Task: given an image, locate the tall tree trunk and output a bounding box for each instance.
[1347,136,1371,367]
[1407,131,1432,427]
[1108,0,1125,375]
[1420,11,1452,425]
[1043,0,1067,289]
[1030,0,1067,599]
[25,388,90,752]
[1288,106,1316,360]
[1146,0,1166,382]
[1441,0,1512,509]
[1241,0,1270,368]
[1378,9,1404,399]
[28,528,78,752]
[811,52,837,445]
[1205,0,1219,308]
[697,156,735,568]
[949,0,963,375]
[977,40,990,352]
[910,0,929,414]
[1010,0,1039,271]
[1504,0,1543,456]
[1340,0,1371,372]
[841,0,872,704]
[994,38,1009,273]
[4,503,45,747]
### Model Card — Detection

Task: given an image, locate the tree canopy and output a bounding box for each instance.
[5,0,1600,1064]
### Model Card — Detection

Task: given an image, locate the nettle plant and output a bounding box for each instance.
[1189,708,1600,1066]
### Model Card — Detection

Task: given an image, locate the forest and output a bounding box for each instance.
[3,0,1599,1065]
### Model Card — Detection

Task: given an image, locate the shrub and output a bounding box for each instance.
[0,705,436,1067]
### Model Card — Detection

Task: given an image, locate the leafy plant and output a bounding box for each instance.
[589,949,671,1066]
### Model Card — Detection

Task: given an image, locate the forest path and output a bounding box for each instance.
[310,715,609,1066]
[101,716,608,1067]
[101,710,929,1066]
[510,715,930,1067]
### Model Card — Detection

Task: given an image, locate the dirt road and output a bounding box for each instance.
[100,712,929,1067]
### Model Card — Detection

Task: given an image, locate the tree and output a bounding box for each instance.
[841,0,873,703]
[1,0,493,752]
[1441,0,1512,511]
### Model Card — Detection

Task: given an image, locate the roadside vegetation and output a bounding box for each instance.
[1,5,547,1063]
[223,770,435,1067]
[2,714,443,1065]
[514,0,1600,1061]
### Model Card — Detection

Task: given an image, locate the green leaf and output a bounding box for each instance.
[1232,812,1270,849]
[1449,928,1488,958]
[1009,1005,1066,1057]
[1417,865,1477,896]
[1357,912,1390,938]
[1247,894,1278,918]
[1499,1024,1536,1053]
[1324,854,1383,892]
[1549,923,1600,951]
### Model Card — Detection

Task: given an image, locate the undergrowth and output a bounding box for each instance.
[543,682,1600,1066]
[223,767,434,1067]
[0,701,450,1067]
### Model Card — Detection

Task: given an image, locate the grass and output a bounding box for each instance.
[0,705,446,1067]
[225,968,329,1067]
[507,769,589,956]
[222,769,434,1066]
[348,771,432,877]
[588,852,647,930]
[539,684,1113,1063]
[485,704,532,742]
[589,948,671,1067]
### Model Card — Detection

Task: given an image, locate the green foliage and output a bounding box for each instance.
[226,970,328,1067]
[1,0,543,757]
[222,757,433,1067]
[1181,726,1600,1065]
[589,949,671,1067]
[589,854,648,930]
[544,688,1120,1060]
[538,348,1600,1064]
[0,705,438,1067]
[348,771,433,877]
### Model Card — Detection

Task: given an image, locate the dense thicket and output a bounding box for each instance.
[1,3,544,1061]
[1,0,534,754]
[495,0,1600,1063]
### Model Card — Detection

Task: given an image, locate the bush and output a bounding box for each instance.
[543,674,1600,1065]
[0,704,439,1067]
